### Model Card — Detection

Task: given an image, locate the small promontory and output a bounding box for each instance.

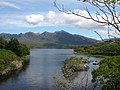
[0,38,30,77]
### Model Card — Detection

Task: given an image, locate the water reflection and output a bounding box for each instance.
[0,60,29,85]
[53,55,101,90]
[0,49,101,90]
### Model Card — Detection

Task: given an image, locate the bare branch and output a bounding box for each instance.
[94,31,104,41]
[54,0,120,40]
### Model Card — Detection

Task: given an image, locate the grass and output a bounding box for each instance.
[0,49,20,70]
[62,57,87,79]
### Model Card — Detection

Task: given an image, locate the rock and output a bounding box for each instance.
[0,60,24,77]
[81,59,91,63]
[92,61,99,65]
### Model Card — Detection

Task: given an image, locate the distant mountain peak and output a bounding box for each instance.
[42,31,50,34]
[24,32,34,34]
[55,30,68,33]
[0,30,97,48]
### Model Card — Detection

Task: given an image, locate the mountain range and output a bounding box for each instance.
[0,30,97,48]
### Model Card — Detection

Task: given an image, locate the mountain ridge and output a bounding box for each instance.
[0,30,97,48]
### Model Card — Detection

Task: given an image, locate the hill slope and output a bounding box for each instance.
[0,30,97,48]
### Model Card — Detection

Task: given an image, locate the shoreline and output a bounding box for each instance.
[0,58,29,78]
[62,57,90,79]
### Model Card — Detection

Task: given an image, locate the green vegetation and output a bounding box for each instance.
[0,49,20,70]
[6,38,30,57]
[0,38,7,49]
[74,42,120,56]
[62,57,89,79]
[92,56,120,90]
[0,38,30,75]
[74,41,120,89]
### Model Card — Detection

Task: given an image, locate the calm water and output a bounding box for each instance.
[0,49,101,90]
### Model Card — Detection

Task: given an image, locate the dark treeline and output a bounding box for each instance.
[74,41,120,56]
[0,38,30,57]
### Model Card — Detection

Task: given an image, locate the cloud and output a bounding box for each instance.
[0,10,107,31]
[0,1,21,10]
[46,11,65,25]
[25,10,105,29]
[62,12,101,29]
[0,14,31,28]
[47,11,56,19]
[25,14,44,25]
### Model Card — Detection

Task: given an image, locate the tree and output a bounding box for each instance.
[54,0,120,39]
[0,38,7,49]
[17,44,30,57]
[5,38,20,55]
[6,38,30,57]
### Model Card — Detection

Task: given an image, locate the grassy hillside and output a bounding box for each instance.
[74,41,120,56]
[0,49,20,70]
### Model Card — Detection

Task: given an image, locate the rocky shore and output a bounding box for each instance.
[0,59,29,77]
[62,57,90,79]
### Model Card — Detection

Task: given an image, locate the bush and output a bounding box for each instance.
[0,38,7,49]
[0,49,20,70]
[5,38,30,57]
[92,56,120,90]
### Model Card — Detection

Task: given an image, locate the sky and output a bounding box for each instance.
[0,0,119,40]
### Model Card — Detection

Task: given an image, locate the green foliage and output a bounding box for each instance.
[0,38,7,49]
[5,38,30,57]
[0,49,20,70]
[75,41,120,89]
[62,57,87,79]
[75,42,120,56]
[9,63,16,69]
[5,38,20,55]
[92,56,120,90]
[17,44,30,57]
[0,38,29,77]
[0,38,30,57]
[65,57,84,65]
